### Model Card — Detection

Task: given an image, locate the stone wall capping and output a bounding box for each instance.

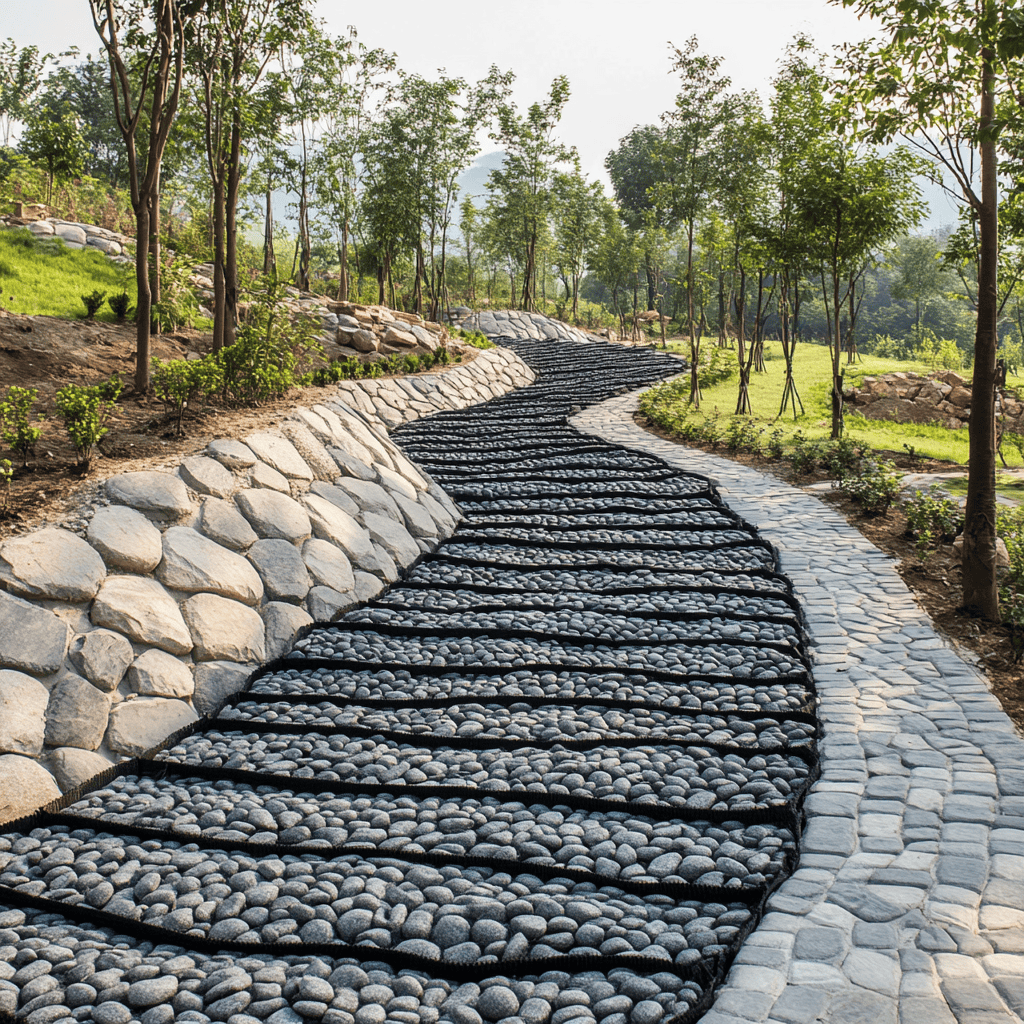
[0,346,535,821]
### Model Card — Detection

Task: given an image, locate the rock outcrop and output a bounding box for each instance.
[845,369,1024,432]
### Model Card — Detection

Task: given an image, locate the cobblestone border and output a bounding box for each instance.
[572,390,1024,1024]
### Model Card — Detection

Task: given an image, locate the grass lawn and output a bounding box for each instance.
[643,339,1014,467]
[0,227,136,323]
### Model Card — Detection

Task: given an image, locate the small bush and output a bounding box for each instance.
[820,437,869,485]
[81,289,106,319]
[903,485,962,558]
[723,418,762,454]
[54,383,118,468]
[697,346,737,390]
[108,291,133,321]
[841,458,903,514]
[453,327,494,349]
[788,433,822,476]
[151,356,224,435]
[0,385,43,467]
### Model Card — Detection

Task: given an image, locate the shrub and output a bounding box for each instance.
[820,437,869,485]
[723,418,762,454]
[81,289,106,319]
[152,256,202,331]
[54,383,118,468]
[841,458,903,514]
[151,356,224,435]
[697,345,737,390]
[0,385,43,467]
[108,291,133,321]
[453,327,494,349]
[218,275,324,405]
[903,485,963,558]
[788,433,822,476]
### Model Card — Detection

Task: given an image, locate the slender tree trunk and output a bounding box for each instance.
[735,266,749,414]
[831,252,844,439]
[149,168,161,337]
[263,180,276,277]
[338,217,349,301]
[211,180,226,353]
[687,217,700,407]
[224,119,241,348]
[962,40,1000,621]
[134,199,152,393]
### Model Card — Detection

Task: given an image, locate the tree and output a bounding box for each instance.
[0,40,49,148]
[789,140,924,437]
[18,105,86,203]
[552,162,608,321]
[892,234,948,337]
[192,0,311,351]
[650,37,744,407]
[314,29,395,302]
[487,76,574,311]
[90,0,194,394]
[38,54,128,187]
[833,0,1024,619]
[606,125,670,311]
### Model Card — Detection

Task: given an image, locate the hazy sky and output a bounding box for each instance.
[0,0,957,229]
[8,0,872,179]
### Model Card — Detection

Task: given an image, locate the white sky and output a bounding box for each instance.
[7,0,873,182]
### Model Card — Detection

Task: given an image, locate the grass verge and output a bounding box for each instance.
[642,340,1016,467]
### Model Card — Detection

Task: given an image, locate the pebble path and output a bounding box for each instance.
[573,388,1024,1024]
[0,337,815,1024]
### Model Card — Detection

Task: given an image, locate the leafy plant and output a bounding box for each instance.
[0,385,42,467]
[54,383,118,468]
[218,275,324,406]
[903,485,962,558]
[697,345,737,390]
[821,437,869,485]
[453,327,494,349]
[841,458,903,515]
[151,356,224,435]
[81,289,106,319]
[108,291,133,321]
[152,256,201,331]
[0,458,11,512]
[788,433,822,476]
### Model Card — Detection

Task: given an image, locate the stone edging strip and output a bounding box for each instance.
[0,348,535,823]
[572,389,1024,1024]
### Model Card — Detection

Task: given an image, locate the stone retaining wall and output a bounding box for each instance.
[460,309,599,345]
[0,347,535,823]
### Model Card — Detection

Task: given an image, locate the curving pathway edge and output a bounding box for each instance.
[572,390,1024,1024]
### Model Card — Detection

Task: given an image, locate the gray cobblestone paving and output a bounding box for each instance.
[572,391,1024,1024]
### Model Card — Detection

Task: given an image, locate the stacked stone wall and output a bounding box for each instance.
[0,348,535,822]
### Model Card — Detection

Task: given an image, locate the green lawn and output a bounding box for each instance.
[643,339,1005,467]
[0,227,136,322]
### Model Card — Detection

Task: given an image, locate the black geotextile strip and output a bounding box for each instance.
[310,622,805,663]
[271,655,813,693]
[132,758,813,831]
[390,577,799,606]
[224,689,820,728]
[8,814,795,908]
[199,715,818,765]
[0,881,733,992]
[453,513,746,533]
[458,502,726,519]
